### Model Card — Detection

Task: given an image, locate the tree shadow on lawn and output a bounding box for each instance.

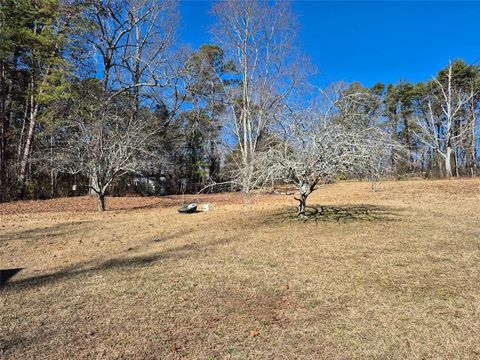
[0,268,23,288]
[2,235,233,291]
[115,199,172,211]
[263,204,402,224]
[0,220,98,243]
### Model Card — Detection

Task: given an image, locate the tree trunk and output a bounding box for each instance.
[89,174,99,196]
[0,57,12,202]
[472,118,477,177]
[454,145,460,177]
[0,61,5,201]
[97,192,106,212]
[297,192,307,217]
[50,170,56,198]
[297,179,309,217]
[242,162,250,194]
[209,84,217,182]
[17,100,38,199]
[445,146,452,178]
[435,151,444,178]
[0,116,6,201]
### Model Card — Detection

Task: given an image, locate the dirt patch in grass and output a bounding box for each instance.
[1,179,480,359]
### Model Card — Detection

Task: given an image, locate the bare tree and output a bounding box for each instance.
[413,62,476,177]
[85,0,178,98]
[53,79,167,211]
[254,91,396,217]
[466,85,479,176]
[73,0,182,207]
[211,0,311,192]
[121,0,177,118]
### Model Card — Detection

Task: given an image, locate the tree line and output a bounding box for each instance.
[1,0,479,210]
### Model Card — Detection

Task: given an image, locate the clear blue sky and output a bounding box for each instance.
[179,1,480,88]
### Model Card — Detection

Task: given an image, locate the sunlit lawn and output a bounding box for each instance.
[1,179,479,359]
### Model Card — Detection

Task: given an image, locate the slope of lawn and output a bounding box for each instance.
[1,179,479,359]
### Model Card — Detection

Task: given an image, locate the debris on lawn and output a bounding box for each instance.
[177,203,197,213]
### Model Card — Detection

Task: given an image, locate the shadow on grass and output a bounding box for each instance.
[117,199,171,211]
[2,235,233,291]
[0,220,97,243]
[263,204,401,224]
[0,268,23,288]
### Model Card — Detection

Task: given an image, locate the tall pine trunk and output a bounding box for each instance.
[0,58,12,201]
[17,91,38,199]
[0,76,7,201]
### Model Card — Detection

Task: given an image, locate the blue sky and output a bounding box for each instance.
[179,1,480,88]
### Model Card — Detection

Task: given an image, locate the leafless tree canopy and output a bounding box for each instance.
[413,62,478,178]
[252,87,396,216]
[211,0,312,192]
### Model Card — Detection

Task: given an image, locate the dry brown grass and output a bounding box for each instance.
[1,179,479,359]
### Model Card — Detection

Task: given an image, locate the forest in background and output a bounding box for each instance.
[1,0,479,208]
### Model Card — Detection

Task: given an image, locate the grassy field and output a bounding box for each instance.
[1,179,480,359]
